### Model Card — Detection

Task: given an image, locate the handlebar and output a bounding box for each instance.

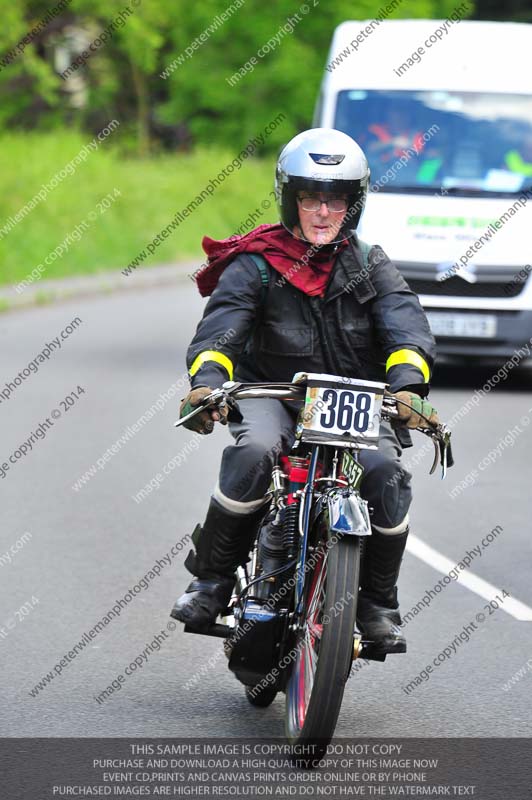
[174,379,454,479]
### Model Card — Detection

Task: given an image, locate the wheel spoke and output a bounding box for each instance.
[304,643,314,711]
[307,619,323,640]
[307,549,327,620]
[297,629,317,723]
[305,634,318,677]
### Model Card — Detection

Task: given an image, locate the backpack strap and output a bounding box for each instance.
[248,253,269,303]
[239,253,269,357]
[357,239,372,270]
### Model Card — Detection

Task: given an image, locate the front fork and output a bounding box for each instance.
[319,487,391,668]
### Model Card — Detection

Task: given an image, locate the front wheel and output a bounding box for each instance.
[285,529,360,758]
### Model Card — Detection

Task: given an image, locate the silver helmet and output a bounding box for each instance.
[275,128,370,243]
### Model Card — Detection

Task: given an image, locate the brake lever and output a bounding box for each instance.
[420,424,453,479]
[173,388,227,428]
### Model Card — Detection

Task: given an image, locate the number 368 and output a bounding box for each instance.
[319,390,372,432]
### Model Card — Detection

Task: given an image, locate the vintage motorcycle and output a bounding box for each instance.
[174,372,453,760]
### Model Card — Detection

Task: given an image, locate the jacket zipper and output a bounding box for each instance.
[308,296,343,375]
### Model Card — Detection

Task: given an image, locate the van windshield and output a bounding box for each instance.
[334,89,532,194]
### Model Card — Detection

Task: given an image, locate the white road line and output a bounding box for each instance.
[407,534,532,621]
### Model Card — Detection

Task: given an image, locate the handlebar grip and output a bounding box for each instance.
[226,397,243,424]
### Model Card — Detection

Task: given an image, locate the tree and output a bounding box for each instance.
[0,0,478,154]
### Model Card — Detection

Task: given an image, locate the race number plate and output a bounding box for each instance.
[341,451,364,489]
[299,373,386,448]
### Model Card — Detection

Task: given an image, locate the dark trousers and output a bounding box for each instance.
[213,398,412,532]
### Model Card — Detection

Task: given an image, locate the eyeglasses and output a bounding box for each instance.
[297,195,348,213]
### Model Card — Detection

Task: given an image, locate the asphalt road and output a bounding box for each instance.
[1,281,531,738]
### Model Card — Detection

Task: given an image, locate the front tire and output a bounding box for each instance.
[285,526,360,760]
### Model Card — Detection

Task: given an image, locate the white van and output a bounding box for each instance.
[314,19,532,362]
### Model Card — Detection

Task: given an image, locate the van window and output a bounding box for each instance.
[334,89,532,194]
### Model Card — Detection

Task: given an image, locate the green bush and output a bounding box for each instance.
[0,132,278,286]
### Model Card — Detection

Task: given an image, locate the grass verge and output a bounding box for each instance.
[0,131,278,287]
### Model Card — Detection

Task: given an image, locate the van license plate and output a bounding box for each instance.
[426,312,497,338]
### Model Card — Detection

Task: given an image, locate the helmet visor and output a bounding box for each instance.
[277,176,368,245]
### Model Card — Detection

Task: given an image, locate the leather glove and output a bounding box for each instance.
[393,391,439,429]
[179,387,228,434]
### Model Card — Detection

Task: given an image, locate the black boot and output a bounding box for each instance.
[357,527,409,654]
[170,497,267,629]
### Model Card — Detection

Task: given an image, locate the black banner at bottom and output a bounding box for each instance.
[2,738,530,799]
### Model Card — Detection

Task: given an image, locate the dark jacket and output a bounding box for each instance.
[186,236,436,445]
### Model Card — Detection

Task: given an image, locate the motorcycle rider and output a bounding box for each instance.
[170,128,438,654]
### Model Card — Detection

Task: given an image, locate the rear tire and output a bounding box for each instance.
[285,523,360,763]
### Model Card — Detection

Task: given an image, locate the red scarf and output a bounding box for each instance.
[197,223,348,298]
